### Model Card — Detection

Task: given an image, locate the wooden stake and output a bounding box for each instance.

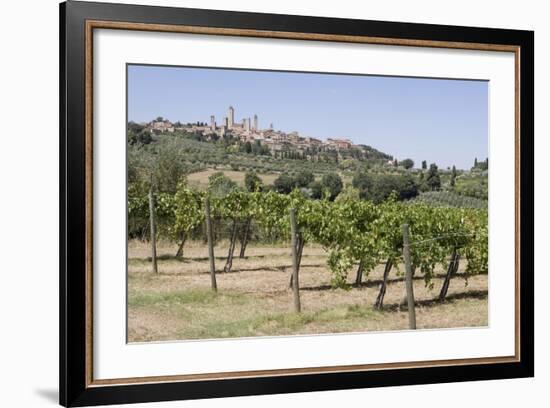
[402,224,416,329]
[290,208,301,313]
[204,197,217,291]
[148,187,158,274]
[289,234,304,288]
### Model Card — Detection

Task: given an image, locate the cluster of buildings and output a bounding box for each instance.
[149,119,175,133]
[146,106,358,155]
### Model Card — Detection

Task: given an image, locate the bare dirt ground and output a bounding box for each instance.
[128,239,488,342]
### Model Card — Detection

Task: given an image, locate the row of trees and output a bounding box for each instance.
[273,171,343,200]
[473,157,489,171]
[271,165,444,204]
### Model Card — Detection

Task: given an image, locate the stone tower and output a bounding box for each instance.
[228,106,234,128]
[253,114,258,131]
[210,115,215,130]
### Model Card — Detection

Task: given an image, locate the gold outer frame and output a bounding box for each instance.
[84,20,521,388]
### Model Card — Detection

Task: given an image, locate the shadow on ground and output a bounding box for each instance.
[35,388,57,404]
[383,289,488,311]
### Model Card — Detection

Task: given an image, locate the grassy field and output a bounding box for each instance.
[187,168,279,189]
[128,240,488,342]
[186,168,355,190]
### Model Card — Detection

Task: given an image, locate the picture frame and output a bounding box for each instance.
[59,1,534,406]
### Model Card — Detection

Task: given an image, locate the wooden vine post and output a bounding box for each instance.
[289,208,301,313]
[148,185,158,274]
[204,197,217,291]
[288,234,304,288]
[402,224,416,329]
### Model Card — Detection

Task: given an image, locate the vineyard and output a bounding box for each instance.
[128,182,488,341]
[410,191,487,209]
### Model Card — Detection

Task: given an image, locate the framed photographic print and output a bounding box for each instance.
[59,1,534,406]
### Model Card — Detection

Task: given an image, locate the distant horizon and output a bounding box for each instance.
[128,64,489,170]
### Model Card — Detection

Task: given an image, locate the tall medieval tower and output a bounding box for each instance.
[228,106,235,128]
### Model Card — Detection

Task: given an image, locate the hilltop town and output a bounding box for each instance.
[145,105,375,159]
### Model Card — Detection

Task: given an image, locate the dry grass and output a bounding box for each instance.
[128,240,488,342]
[187,169,279,189]
[185,168,355,190]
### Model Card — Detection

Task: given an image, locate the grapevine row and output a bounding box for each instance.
[128,181,488,305]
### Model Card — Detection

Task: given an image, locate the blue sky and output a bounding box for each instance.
[128,64,488,170]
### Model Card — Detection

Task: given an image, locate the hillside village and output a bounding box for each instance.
[143,105,389,162]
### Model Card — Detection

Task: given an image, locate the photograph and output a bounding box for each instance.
[126,64,489,343]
